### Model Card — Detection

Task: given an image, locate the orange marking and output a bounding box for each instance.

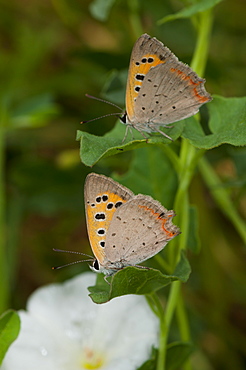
[170,68,210,103]
[87,192,127,263]
[126,53,166,120]
[138,205,178,238]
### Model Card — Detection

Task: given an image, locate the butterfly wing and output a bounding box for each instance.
[125,34,171,123]
[84,173,134,264]
[134,59,211,129]
[104,194,180,267]
[125,33,211,132]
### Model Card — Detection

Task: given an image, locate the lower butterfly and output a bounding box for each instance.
[85,173,180,275]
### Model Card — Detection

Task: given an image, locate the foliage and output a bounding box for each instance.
[1,0,246,369]
[0,310,20,365]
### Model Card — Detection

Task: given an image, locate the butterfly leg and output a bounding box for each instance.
[162,124,174,129]
[103,275,111,285]
[122,125,133,143]
[131,125,150,143]
[152,127,173,141]
[135,265,151,270]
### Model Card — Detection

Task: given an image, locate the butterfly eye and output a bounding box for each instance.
[93,259,100,271]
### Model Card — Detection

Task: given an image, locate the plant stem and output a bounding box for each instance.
[157,281,181,370]
[145,293,162,318]
[159,8,214,369]
[199,157,246,243]
[0,121,8,313]
[160,144,181,174]
[177,295,192,370]
[157,313,167,370]
[127,0,143,39]
[191,9,213,75]
[151,292,167,370]
[155,253,172,274]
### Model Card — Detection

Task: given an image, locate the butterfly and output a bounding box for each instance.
[84,34,211,141]
[84,173,180,275]
[119,33,212,140]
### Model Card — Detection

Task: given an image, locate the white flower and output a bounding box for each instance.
[1,273,159,370]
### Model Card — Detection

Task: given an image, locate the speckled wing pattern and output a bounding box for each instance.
[104,194,180,268]
[125,33,212,134]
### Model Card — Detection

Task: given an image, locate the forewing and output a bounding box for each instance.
[125,34,173,122]
[84,173,134,264]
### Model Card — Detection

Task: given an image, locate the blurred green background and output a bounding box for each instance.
[1,0,246,368]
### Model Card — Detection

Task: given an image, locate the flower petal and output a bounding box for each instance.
[1,273,159,370]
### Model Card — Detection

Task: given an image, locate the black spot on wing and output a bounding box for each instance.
[95,213,106,220]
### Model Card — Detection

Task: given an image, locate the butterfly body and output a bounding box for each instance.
[85,173,180,275]
[120,33,211,139]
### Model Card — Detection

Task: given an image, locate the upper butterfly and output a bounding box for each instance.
[119,33,212,140]
[84,173,180,275]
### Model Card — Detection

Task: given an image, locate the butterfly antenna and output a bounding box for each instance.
[52,259,93,270]
[85,94,122,110]
[81,112,121,124]
[52,248,94,269]
[81,94,123,124]
[53,248,93,259]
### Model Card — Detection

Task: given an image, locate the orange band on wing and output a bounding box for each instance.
[126,53,166,120]
[138,205,178,238]
[170,68,210,103]
[87,192,128,263]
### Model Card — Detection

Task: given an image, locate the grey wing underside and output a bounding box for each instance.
[105,194,180,265]
[134,60,211,127]
[84,173,134,204]
[130,33,174,65]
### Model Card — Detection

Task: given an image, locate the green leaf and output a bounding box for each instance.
[77,120,184,167]
[0,310,20,365]
[113,145,178,209]
[166,342,194,370]
[101,69,127,106]
[88,253,191,304]
[182,95,246,149]
[173,251,192,282]
[89,0,117,21]
[137,347,158,370]
[187,205,200,253]
[158,0,223,24]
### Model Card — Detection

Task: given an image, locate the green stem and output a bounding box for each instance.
[157,314,167,370]
[157,281,182,370]
[176,295,192,370]
[170,145,204,266]
[165,281,181,326]
[127,0,143,39]
[199,157,246,243]
[191,9,213,75]
[160,144,180,174]
[0,122,8,313]
[176,294,190,342]
[159,8,214,369]
[150,292,167,370]
[155,253,172,274]
[145,293,162,318]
